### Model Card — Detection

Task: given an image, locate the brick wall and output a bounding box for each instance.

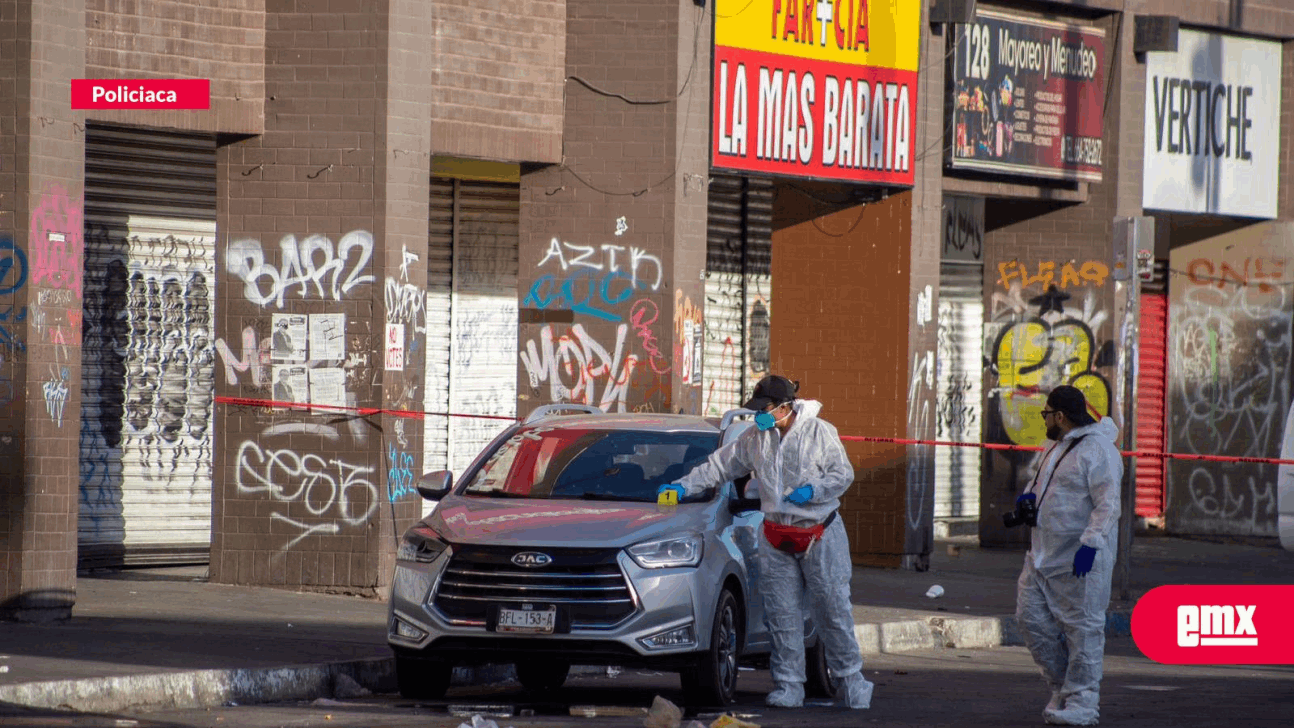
[771,190,913,568]
[429,0,565,164]
[0,0,86,620]
[517,0,707,416]
[85,0,264,134]
[211,1,421,593]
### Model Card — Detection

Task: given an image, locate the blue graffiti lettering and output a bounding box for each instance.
[0,306,27,352]
[524,269,639,322]
[387,442,416,502]
[0,239,29,296]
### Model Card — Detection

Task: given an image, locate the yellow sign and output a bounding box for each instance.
[715,0,920,71]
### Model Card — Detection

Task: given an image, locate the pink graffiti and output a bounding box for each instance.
[629,299,671,375]
[29,185,84,297]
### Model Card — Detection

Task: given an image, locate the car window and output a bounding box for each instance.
[460,426,719,501]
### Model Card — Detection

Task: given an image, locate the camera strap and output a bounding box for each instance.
[1027,435,1088,510]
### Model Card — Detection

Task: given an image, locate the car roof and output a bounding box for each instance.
[522,412,721,434]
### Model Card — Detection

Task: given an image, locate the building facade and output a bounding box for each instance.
[3,0,1293,621]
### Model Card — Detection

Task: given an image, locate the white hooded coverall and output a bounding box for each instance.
[677,399,871,708]
[1016,416,1123,725]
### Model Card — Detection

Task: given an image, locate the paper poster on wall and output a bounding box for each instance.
[384,323,405,371]
[309,313,346,360]
[681,320,695,384]
[1142,29,1282,218]
[309,367,347,408]
[271,365,308,405]
[691,324,703,387]
[271,314,307,362]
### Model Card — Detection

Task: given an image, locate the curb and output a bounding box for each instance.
[0,612,1135,714]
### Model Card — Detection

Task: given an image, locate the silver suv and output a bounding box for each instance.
[387,405,836,705]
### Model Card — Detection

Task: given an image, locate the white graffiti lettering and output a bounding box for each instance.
[226,231,374,308]
[520,324,639,412]
[537,238,663,291]
[235,440,379,549]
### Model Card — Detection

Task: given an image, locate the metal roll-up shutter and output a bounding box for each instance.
[422,178,454,515]
[703,174,773,417]
[422,177,518,508]
[935,261,983,520]
[449,180,518,474]
[80,124,217,567]
[1136,292,1169,518]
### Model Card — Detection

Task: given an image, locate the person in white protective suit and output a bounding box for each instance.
[1012,385,1123,726]
[658,375,873,710]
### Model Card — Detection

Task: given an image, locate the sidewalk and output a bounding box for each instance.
[2,535,1290,715]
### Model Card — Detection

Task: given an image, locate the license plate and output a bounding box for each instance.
[496,606,556,634]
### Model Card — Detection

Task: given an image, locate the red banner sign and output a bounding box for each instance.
[71,79,210,110]
[1132,585,1294,664]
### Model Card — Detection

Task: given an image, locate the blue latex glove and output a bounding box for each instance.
[657,483,685,501]
[1073,545,1097,578]
[1016,492,1037,507]
[784,484,814,506]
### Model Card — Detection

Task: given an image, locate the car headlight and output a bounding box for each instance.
[397,525,449,563]
[627,533,703,569]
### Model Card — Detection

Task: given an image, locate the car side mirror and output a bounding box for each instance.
[416,470,453,501]
[728,497,761,515]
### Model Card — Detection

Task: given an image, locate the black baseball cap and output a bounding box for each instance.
[744,375,799,411]
[1047,385,1097,427]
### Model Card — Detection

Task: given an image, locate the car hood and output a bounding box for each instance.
[427,495,711,548]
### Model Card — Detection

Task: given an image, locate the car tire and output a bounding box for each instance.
[681,589,742,706]
[515,659,570,692]
[395,654,453,700]
[804,638,842,699]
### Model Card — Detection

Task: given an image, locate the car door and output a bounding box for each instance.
[718,414,770,652]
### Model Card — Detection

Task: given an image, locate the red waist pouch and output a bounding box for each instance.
[762,511,836,554]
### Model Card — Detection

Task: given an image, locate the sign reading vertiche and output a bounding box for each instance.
[71,79,210,110]
[948,11,1106,182]
[711,0,920,186]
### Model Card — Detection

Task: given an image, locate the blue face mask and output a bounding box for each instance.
[754,405,786,431]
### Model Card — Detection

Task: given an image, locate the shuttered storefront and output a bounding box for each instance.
[935,261,983,520]
[703,174,773,416]
[1136,292,1169,518]
[423,175,519,510]
[80,124,217,567]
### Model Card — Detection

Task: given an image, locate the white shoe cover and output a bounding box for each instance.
[1044,690,1065,714]
[841,671,874,709]
[1044,704,1099,726]
[765,682,805,708]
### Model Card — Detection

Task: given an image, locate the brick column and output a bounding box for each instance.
[210,0,428,593]
[1,0,86,621]
[518,0,712,416]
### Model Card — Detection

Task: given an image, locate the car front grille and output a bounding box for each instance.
[432,546,636,629]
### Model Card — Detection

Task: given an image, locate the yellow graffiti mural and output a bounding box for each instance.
[994,318,1111,445]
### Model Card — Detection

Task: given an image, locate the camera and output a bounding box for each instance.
[1002,496,1038,528]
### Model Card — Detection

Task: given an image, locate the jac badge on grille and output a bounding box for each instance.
[511,551,552,567]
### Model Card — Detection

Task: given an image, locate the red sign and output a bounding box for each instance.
[1131,584,1294,664]
[71,79,210,110]
[713,46,917,186]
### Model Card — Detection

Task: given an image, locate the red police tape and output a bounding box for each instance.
[213,396,1294,467]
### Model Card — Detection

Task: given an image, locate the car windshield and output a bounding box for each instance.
[459,427,719,502]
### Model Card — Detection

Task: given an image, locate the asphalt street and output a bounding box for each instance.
[13,637,1276,728]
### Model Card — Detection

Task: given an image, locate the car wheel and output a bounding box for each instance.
[395,654,453,700]
[804,638,842,698]
[681,589,742,706]
[515,659,570,692]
